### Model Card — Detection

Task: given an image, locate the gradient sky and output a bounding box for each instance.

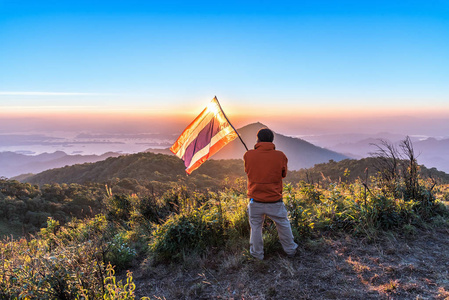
[1,0,449,135]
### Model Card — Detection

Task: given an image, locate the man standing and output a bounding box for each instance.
[244,128,298,260]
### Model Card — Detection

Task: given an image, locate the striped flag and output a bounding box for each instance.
[170,97,238,174]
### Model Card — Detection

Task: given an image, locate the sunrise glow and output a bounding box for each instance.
[0,0,448,137]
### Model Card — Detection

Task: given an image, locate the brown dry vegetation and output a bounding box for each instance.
[133,225,449,299]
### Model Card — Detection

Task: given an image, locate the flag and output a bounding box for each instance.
[170,97,238,174]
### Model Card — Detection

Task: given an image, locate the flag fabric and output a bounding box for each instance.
[170,97,238,174]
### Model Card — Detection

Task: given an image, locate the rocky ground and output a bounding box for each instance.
[132,225,449,299]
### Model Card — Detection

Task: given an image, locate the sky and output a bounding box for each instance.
[1,0,449,136]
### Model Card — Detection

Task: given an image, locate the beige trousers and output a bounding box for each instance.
[248,201,298,260]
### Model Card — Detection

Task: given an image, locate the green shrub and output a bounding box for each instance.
[220,192,249,239]
[149,202,225,261]
[107,194,132,221]
[284,184,314,238]
[106,232,137,270]
[0,235,105,299]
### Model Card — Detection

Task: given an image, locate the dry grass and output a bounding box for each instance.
[133,225,449,299]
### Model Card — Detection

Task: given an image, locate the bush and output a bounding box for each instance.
[106,232,137,270]
[0,214,147,299]
[220,192,249,239]
[149,201,225,261]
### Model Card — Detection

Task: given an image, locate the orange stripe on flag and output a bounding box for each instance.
[170,106,209,155]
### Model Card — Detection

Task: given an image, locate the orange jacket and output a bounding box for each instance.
[243,142,288,202]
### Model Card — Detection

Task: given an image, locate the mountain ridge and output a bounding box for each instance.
[146,122,349,170]
[19,152,449,187]
[318,136,449,173]
[1,151,121,179]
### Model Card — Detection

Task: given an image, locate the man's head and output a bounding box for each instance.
[257,128,274,143]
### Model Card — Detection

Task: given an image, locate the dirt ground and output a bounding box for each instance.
[132,226,449,299]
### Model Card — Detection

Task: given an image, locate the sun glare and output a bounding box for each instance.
[206,101,220,116]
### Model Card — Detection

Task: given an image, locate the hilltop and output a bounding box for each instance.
[3,134,449,299]
[3,158,449,299]
[19,152,246,189]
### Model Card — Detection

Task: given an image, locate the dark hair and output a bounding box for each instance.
[257,128,274,143]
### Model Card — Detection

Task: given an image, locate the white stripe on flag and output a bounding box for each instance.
[174,108,217,159]
[186,125,235,170]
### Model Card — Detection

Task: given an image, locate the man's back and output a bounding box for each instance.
[244,141,287,202]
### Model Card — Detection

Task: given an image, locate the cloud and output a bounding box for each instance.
[0,91,111,96]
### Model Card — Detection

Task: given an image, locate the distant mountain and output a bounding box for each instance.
[310,135,449,174]
[331,138,390,159]
[1,151,121,179]
[413,138,449,173]
[147,122,349,170]
[302,132,414,150]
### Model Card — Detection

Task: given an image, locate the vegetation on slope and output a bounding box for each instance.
[2,164,449,298]
[21,151,449,188]
[2,138,449,298]
[288,157,449,184]
[21,152,246,188]
[0,180,106,235]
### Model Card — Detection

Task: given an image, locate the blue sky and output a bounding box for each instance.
[1,0,449,133]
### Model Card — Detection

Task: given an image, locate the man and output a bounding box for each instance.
[244,128,298,260]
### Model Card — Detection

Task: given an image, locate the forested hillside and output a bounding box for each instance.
[289,157,449,184]
[0,180,106,236]
[21,152,246,188]
[21,152,449,187]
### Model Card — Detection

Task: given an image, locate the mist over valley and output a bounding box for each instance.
[2,122,449,178]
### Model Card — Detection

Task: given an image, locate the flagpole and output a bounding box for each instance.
[214,96,248,151]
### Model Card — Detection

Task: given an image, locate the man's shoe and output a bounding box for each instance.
[287,249,297,258]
